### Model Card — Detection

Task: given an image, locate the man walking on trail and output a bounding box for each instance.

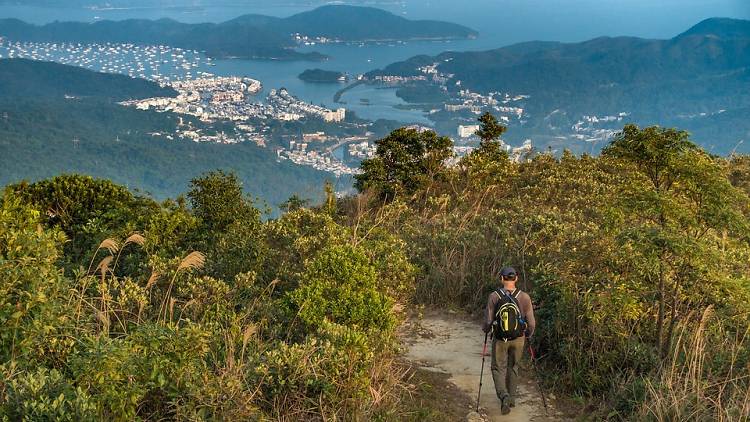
[482,266,536,415]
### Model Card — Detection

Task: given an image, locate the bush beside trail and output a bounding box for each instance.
[0,172,414,421]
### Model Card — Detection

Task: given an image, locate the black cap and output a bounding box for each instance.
[500,266,517,278]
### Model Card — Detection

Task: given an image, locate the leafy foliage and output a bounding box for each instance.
[0,169,412,420]
[355,127,454,200]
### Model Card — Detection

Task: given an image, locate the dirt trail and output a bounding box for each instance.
[404,313,567,421]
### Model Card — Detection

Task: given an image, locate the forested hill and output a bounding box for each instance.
[0,58,176,99]
[0,59,329,206]
[372,17,750,94]
[0,6,476,60]
[268,5,477,41]
[368,18,750,154]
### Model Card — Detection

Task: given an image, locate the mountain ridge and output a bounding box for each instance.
[367,17,750,154]
[0,5,477,61]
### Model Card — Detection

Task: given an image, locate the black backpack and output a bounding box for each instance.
[493,289,527,341]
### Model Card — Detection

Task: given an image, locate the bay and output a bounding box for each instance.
[1,0,747,124]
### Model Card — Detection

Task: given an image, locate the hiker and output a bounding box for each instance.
[482,266,536,415]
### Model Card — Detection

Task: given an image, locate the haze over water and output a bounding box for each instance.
[2,0,748,123]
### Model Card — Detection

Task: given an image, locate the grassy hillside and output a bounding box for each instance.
[344,122,750,419]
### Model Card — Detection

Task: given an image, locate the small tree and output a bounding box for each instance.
[188,170,250,234]
[280,194,310,213]
[474,112,508,161]
[460,113,513,185]
[187,171,264,280]
[324,180,337,216]
[7,175,138,265]
[354,127,453,200]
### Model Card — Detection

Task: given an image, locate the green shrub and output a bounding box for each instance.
[257,321,377,418]
[290,244,395,333]
[68,323,211,420]
[1,366,98,422]
[0,195,72,365]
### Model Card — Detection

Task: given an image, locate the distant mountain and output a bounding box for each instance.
[278,6,477,41]
[0,6,476,60]
[368,18,750,154]
[0,59,329,205]
[678,17,750,39]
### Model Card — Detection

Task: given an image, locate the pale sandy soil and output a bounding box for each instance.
[403,312,570,422]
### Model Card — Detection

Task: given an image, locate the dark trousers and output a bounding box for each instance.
[491,336,525,399]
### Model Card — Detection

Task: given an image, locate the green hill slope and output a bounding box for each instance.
[0,59,329,206]
[0,58,176,99]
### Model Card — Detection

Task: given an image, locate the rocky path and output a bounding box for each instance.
[403,313,568,421]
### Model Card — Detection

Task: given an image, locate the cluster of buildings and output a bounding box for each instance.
[292,33,337,46]
[267,89,346,122]
[0,38,211,82]
[444,89,526,121]
[348,141,377,159]
[279,143,359,176]
[121,81,346,127]
[144,116,263,145]
[570,112,630,143]
[172,76,262,97]
[369,60,529,133]
[418,62,454,84]
[119,75,355,174]
[369,74,428,85]
[457,124,480,138]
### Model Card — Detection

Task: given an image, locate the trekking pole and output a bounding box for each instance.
[476,331,489,412]
[527,341,549,416]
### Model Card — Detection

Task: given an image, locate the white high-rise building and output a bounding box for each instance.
[457,124,480,138]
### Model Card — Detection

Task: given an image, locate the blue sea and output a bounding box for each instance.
[1,0,748,124]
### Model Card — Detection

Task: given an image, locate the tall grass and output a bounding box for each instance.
[639,307,750,421]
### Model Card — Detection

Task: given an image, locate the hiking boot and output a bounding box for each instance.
[500,395,511,415]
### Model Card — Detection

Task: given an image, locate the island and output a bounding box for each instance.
[299,69,347,83]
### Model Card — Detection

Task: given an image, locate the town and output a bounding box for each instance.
[0,36,537,175]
